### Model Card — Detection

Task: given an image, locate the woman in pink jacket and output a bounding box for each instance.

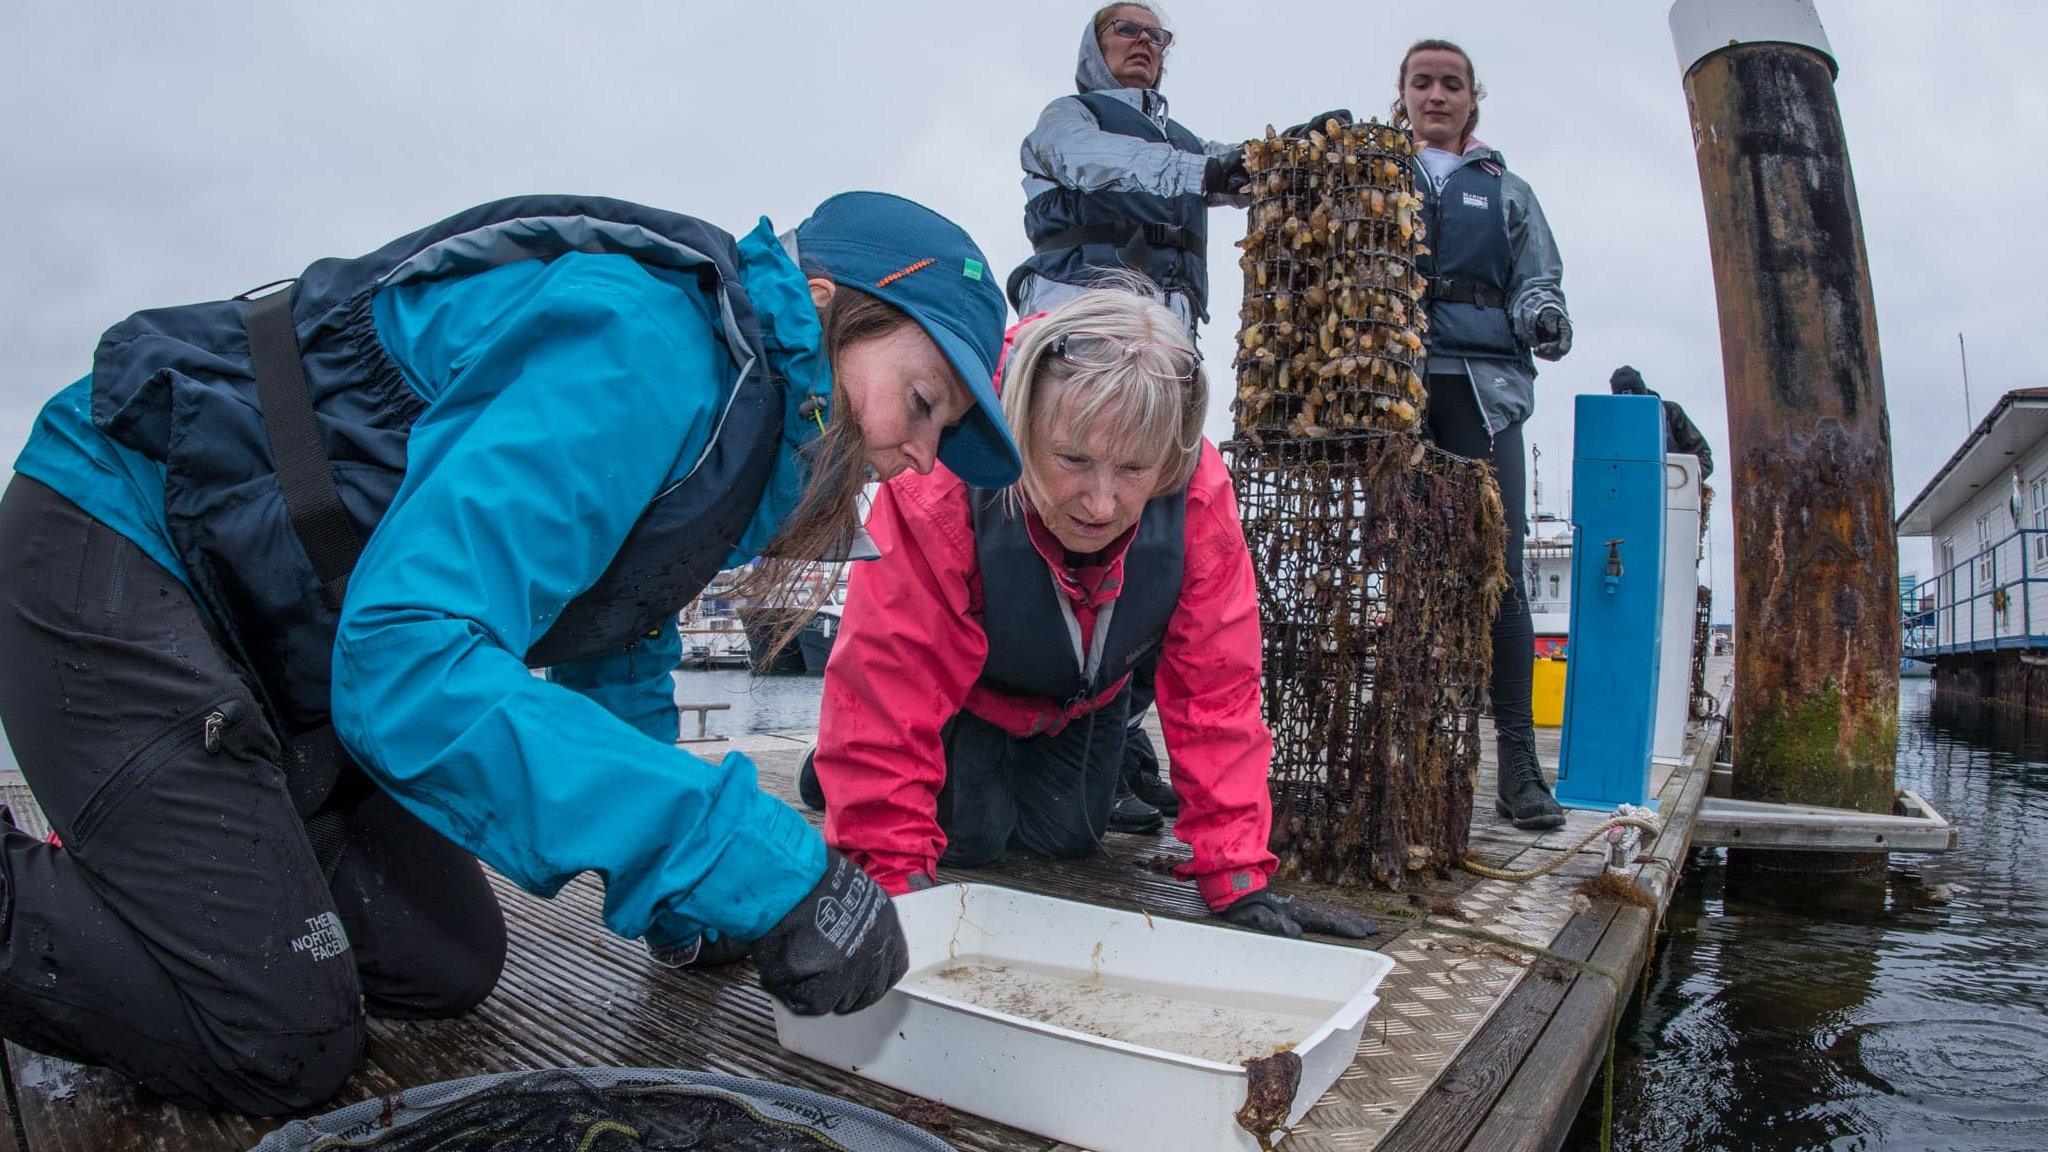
[802,288,1374,938]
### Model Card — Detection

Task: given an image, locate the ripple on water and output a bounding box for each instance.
[1834,1018,2048,1124]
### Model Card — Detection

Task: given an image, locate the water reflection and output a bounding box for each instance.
[1567,680,2048,1151]
[670,667,825,737]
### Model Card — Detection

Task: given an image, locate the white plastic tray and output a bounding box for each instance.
[772,883,1394,1152]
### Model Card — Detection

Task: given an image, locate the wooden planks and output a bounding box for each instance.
[1380,664,1733,1152]
[1372,909,1617,1152]
[0,1046,22,1152]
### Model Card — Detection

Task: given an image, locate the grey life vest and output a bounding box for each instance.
[1010,92,1211,320]
[1414,158,1532,371]
[970,486,1185,730]
[89,196,784,732]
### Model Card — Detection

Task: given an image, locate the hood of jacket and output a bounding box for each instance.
[1075,12,1169,107]
[1420,138,1507,177]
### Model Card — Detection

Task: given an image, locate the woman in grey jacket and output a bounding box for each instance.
[1009,3,1248,830]
[1396,38,1574,831]
[1010,4,1339,828]
[1007,4,1252,334]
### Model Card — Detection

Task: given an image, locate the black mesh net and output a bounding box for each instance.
[1234,119,1430,443]
[252,1070,954,1152]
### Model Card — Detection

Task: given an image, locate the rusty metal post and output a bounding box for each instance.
[1670,0,1898,818]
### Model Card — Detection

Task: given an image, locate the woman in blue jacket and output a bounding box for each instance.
[0,192,1018,1113]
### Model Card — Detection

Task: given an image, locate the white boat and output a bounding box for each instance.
[798,578,850,675]
[1525,512,1573,658]
[678,571,754,669]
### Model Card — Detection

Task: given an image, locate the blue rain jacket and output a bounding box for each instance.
[13,217,829,949]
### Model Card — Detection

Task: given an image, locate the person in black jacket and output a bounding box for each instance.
[1610,366,1714,479]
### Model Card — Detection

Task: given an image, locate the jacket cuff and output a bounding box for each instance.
[1194,866,1269,912]
[850,849,936,897]
[651,774,827,945]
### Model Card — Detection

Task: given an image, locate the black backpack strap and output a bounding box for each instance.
[243,284,364,606]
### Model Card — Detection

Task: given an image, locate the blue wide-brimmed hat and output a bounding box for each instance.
[795,192,1020,488]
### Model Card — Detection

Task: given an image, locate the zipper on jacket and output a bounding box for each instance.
[70,698,243,845]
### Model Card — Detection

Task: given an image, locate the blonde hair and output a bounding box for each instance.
[1000,288,1206,517]
[1390,38,1486,144]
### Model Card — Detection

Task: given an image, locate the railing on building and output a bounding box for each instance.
[1909,526,2048,658]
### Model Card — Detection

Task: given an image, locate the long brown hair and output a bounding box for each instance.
[732,283,914,665]
[1390,38,1486,144]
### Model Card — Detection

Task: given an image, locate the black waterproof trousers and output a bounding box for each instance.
[938,689,1132,868]
[0,477,506,1114]
[1118,658,1162,787]
[1423,374,1536,741]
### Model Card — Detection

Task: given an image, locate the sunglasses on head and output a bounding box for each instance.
[1052,331,1199,381]
[1108,19,1173,48]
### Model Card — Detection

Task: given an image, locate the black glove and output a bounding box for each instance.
[1281,109,1355,139]
[1218,890,1380,939]
[750,849,911,1015]
[1533,306,1572,359]
[1204,145,1250,195]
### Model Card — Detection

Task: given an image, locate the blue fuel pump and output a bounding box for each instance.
[1556,395,1666,812]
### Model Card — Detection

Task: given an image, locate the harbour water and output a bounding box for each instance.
[1566,679,2048,1151]
[670,667,830,738]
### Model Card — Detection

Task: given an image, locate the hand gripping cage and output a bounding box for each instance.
[1228,119,1508,888]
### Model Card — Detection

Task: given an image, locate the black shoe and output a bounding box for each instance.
[1127,770,1179,816]
[1108,784,1164,834]
[797,748,825,812]
[1494,728,1565,831]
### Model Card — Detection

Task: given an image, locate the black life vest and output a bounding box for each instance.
[1414,157,1531,370]
[1010,91,1211,320]
[970,486,1185,731]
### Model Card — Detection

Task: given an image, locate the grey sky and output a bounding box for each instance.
[4,0,2042,622]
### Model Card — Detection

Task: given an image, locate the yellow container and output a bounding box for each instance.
[1532,657,1567,727]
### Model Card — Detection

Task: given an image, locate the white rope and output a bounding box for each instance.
[1459,808,1665,882]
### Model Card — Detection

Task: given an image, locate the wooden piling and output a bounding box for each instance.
[1675,5,1899,819]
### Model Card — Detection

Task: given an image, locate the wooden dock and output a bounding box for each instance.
[0,657,1731,1152]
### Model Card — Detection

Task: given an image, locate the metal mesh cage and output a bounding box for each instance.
[1229,119,1507,888]
[1234,119,1429,443]
[1228,434,1503,887]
